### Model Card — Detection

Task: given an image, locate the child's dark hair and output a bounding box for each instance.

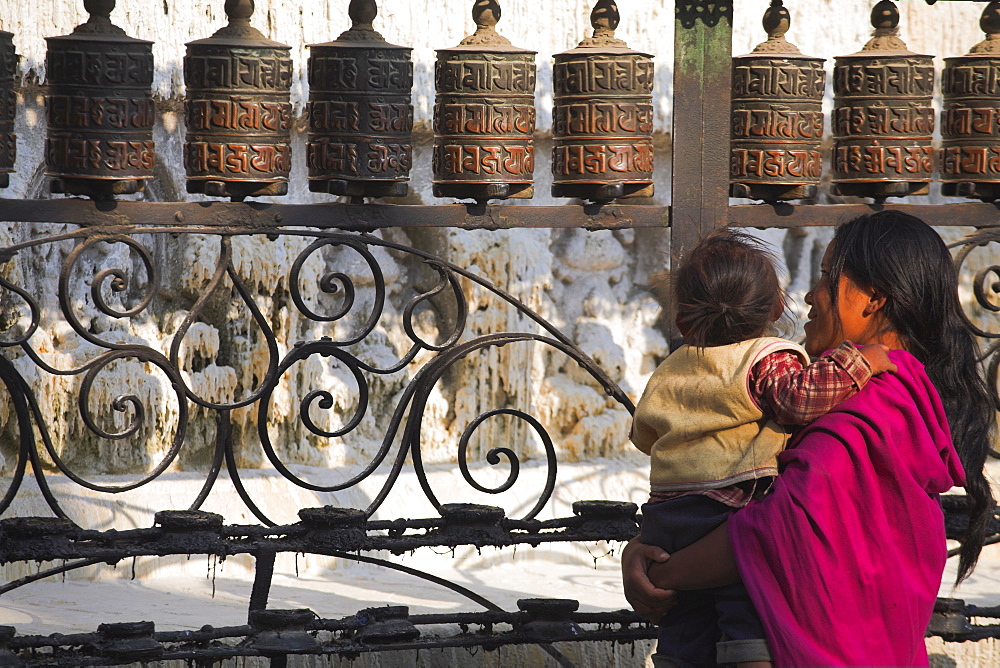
[673,228,783,348]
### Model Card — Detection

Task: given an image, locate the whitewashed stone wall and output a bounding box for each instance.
[2,2,1000,666]
[2,0,994,477]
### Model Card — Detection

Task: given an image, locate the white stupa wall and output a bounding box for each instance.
[1,2,1000,665]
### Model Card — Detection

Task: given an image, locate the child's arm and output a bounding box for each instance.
[751,342,892,426]
[858,343,897,375]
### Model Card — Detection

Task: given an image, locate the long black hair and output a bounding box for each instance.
[829,210,996,583]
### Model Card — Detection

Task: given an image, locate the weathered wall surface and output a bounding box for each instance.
[0,0,992,480]
[2,1,1000,666]
[0,0,995,477]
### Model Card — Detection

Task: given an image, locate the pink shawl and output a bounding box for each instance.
[729,350,966,667]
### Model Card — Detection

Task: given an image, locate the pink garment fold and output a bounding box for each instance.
[729,350,966,667]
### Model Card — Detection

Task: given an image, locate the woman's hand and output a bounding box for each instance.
[621,536,677,624]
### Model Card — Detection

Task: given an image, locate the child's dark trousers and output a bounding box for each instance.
[641,495,772,668]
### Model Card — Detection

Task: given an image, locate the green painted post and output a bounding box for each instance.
[670,2,733,260]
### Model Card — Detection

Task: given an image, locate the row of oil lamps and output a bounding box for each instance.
[0,0,998,203]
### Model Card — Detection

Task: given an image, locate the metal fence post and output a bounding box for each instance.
[671,1,734,259]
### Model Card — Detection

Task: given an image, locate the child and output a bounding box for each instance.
[630,228,895,668]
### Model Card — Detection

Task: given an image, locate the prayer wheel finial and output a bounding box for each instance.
[861,0,908,53]
[762,1,788,39]
[592,0,620,37]
[972,1,1000,54]
[872,0,899,32]
[749,0,799,55]
[462,0,510,46]
[349,0,378,29]
[83,0,115,20]
[473,0,500,30]
[74,0,124,35]
[211,0,267,40]
[578,0,626,48]
[225,0,254,22]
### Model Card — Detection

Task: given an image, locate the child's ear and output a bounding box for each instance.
[770,299,785,322]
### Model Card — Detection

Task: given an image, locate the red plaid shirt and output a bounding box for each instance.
[648,341,872,508]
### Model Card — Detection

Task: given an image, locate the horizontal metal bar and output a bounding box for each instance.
[7,618,656,662]
[2,199,999,232]
[0,199,669,231]
[728,202,1000,228]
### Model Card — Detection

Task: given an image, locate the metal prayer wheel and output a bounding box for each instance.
[941,1,1000,201]
[184,0,292,200]
[45,0,155,198]
[551,0,654,201]
[307,0,413,199]
[730,1,824,202]
[0,30,16,189]
[432,0,536,201]
[832,0,934,199]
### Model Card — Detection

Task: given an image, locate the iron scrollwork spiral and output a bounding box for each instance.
[951,228,1000,416]
[59,235,159,350]
[0,224,633,529]
[57,348,188,494]
[456,408,557,519]
[0,271,39,347]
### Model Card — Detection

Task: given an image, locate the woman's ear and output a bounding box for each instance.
[863,289,888,317]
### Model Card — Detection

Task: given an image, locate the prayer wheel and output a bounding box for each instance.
[45,0,155,198]
[432,0,536,201]
[551,0,654,201]
[832,0,934,199]
[307,0,413,199]
[184,0,292,200]
[730,0,824,202]
[941,1,1000,201]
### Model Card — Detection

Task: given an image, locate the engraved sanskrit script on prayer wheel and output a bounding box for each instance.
[184,0,292,200]
[0,30,16,189]
[432,0,536,201]
[832,0,934,199]
[45,0,155,198]
[730,1,824,203]
[307,0,413,199]
[551,0,654,202]
[941,1,1000,201]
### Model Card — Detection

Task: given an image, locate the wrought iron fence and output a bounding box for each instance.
[3,0,1000,666]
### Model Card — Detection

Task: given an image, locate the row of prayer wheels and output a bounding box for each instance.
[0,0,653,202]
[731,0,1000,202]
[1,0,999,203]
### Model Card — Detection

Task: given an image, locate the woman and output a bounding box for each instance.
[623,211,996,667]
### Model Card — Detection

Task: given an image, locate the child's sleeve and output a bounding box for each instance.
[749,342,872,426]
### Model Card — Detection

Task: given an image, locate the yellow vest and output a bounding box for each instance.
[631,337,809,492]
